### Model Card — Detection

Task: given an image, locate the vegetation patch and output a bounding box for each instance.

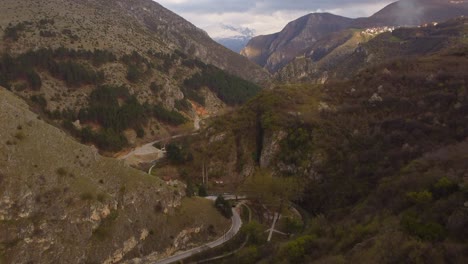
[184,65,262,105]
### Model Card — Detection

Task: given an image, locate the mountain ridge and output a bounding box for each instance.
[241,0,468,73]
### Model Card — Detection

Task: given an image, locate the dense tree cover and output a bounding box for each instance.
[174,99,191,111]
[184,65,262,105]
[78,85,148,133]
[166,143,193,164]
[122,51,152,83]
[242,169,304,212]
[80,126,128,152]
[181,87,205,106]
[153,104,187,126]
[0,48,114,89]
[0,54,42,90]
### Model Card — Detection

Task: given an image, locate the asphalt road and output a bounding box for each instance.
[153,205,243,264]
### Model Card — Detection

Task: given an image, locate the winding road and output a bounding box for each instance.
[153,204,243,264]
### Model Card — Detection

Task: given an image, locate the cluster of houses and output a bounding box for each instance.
[361,26,396,36]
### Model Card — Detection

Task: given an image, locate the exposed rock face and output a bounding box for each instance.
[260,131,287,168]
[0,88,227,263]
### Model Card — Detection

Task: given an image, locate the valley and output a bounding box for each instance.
[0,0,467,263]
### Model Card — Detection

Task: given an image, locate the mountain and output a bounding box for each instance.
[354,0,468,27]
[0,0,268,83]
[0,0,268,153]
[173,21,468,261]
[277,17,468,83]
[213,24,255,53]
[240,13,353,72]
[0,87,229,263]
[242,0,468,73]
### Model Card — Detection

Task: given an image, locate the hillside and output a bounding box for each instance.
[242,0,468,73]
[163,34,468,262]
[240,13,353,72]
[354,0,468,27]
[0,0,268,153]
[0,87,229,263]
[277,17,468,83]
[0,0,269,83]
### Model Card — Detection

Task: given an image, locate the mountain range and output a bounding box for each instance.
[1,0,467,263]
[241,0,468,73]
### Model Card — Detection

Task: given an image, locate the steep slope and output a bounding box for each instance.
[354,0,468,27]
[277,17,468,83]
[173,42,468,262]
[0,0,266,153]
[0,87,229,263]
[0,0,269,83]
[241,13,353,72]
[242,0,468,74]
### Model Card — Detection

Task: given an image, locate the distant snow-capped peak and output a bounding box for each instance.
[205,24,256,39]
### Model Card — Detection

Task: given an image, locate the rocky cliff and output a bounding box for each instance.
[0,87,229,263]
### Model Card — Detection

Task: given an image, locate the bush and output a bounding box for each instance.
[241,221,265,245]
[431,177,459,199]
[234,246,259,264]
[126,64,142,83]
[406,190,433,205]
[279,235,317,262]
[30,94,47,108]
[166,143,192,164]
[56,167,67,176]
[4,23,26,41]
[198,185,207,197]
[215,195,233,218]
[175,99,191,111]
[400,212,447,241]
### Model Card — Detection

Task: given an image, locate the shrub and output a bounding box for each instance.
[198,185,207,197]
[31,94,47,109]
[14,132,26,141]
[279,235,317,262]
[56,167,67,176]
[215,195,233,218]
[166,143,192,164]
[406,190,433,205]
[175,99,191,111]
[80,192,94,201]
[241,221,265,245]
[400,212,447,241]
[431,177,459,199]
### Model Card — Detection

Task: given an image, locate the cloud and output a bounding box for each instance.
[155,0,394,38]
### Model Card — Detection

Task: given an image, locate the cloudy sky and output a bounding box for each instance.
[155,0,394,38]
